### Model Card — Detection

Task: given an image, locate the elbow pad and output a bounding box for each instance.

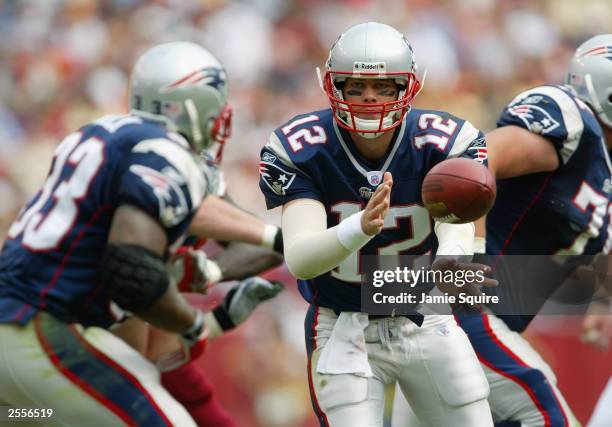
[101,243,169,313]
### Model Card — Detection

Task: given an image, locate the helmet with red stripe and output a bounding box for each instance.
[319,22,422,139]
[566,34,612,129]
[129,42,232,157]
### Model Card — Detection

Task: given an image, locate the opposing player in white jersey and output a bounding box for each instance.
[258,22,497,427]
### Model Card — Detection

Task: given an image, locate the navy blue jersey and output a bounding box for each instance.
[0,115,207,328]
[488,85,612,256]
[259,108,487,313]
[485,86,612,331]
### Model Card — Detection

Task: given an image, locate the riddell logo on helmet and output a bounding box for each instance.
[353,62,386,71]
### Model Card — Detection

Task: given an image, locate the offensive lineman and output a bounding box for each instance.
[259,22,495,427]
[456,34,612,427]
[392,34,612,427]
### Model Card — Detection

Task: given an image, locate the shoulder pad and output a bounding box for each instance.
[273,110,333,159]
[131,138,207,210]
[500,85,585,163]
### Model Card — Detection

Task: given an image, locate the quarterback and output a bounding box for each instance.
[259,22,496,427]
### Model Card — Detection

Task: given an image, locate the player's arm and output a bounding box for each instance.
[487,86,587,179]
[212,242,282,281]
[103,204,198,333]
[189,194,282,251]
[486,125,559,179]
[283,173,392,280]
[171,241,283,293]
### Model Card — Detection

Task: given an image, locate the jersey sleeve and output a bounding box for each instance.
[413,111,489,168]
[444,120,488,167]
[259,132,322,209]
[497,85,585,165]
[115,137,207,231]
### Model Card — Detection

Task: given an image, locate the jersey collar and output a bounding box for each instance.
[333,116,406,180]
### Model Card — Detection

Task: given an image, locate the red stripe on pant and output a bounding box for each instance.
[35,314,172,426]
[480,314,568,427]
[308,306,330,427]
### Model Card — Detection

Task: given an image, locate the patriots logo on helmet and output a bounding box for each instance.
[578,45,612,61]
[507,104,560,135]
[162,67,227,92]
[259,160,296,196]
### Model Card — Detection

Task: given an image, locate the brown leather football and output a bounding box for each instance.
[421,158,496,223]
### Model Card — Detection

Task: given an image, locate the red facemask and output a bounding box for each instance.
[209,104,233,163]
[323,71,421,134]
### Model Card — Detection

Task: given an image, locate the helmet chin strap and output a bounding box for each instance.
[348,113,397,139]
[185,98,205,153]
[584,74,612,129]
[354,117,390,139]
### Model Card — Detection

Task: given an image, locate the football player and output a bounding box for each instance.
[115,162,286,427]
[0,41,279,426]
[111,44,286,427]
[453,34,612,427]
[258,22,497,427]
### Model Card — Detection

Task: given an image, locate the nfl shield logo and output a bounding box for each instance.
[367,171,383,186]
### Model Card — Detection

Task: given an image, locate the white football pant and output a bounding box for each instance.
[306,307,493,427]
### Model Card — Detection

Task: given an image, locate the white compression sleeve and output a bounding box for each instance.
[434,222,475,257]
[282,199,373,280]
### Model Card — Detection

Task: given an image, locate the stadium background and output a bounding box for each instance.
[0,0,610,425]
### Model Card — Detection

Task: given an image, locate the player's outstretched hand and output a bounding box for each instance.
[581,304,611,351]
[361,172,393,236]
[431,256,498,310]
[212,277,284,330]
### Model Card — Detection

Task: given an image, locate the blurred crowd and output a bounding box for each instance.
[1,0,611,426]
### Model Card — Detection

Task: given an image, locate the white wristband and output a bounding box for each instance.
[205,259,222,284]
[203,311,223,339]
[261,224,279,249]
[434,222,475,257]
[337,211,374,252]
[473,237,486,254]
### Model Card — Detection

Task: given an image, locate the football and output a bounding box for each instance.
[421,158,496,223]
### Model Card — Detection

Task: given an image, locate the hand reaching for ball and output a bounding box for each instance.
[361,172,393,235]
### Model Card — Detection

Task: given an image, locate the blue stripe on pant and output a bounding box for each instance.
[456,314,567,427]
[36,312,172,427]
[304,305,330,427]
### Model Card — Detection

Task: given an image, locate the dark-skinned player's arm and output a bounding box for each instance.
[103,204,199,333]
[211,242,282,281]
[172,192,284,292]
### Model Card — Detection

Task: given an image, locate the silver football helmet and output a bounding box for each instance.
[319,22,422,138]
[566,34,612,129]
[129,41,232,156]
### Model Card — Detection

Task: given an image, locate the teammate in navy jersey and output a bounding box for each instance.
[0,42,281,426]
[452,35,612,427]
[259,22,496,427]
[115,158,286,427]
